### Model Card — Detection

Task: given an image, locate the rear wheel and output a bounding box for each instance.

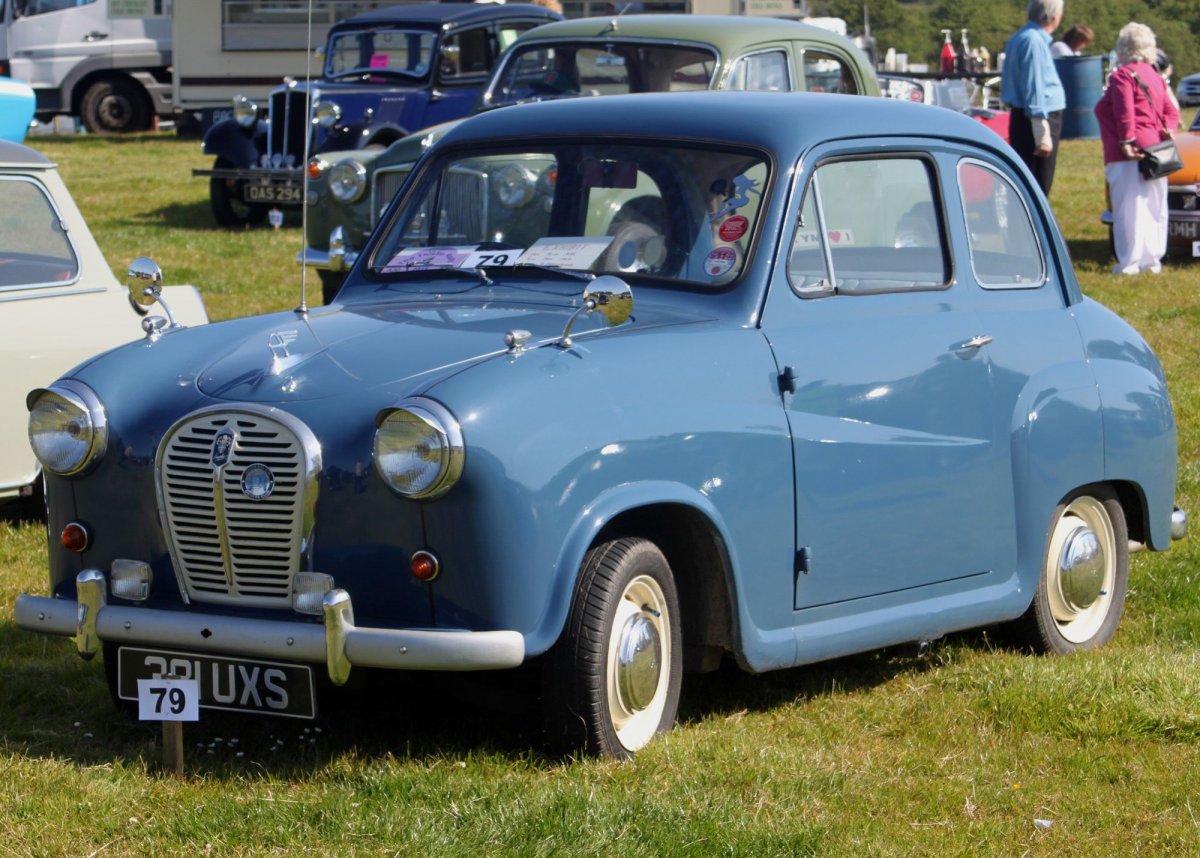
[543,537,682,758]
[80,77,151,134]
[210,156,268,228]
[1015,487,1128,653]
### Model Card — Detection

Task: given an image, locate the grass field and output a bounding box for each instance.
[2,120,1200,855]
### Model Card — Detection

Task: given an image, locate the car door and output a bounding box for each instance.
[761,145,1012,611]
[8,0,111,95]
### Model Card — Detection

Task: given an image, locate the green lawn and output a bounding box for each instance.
[1,123,1199,855]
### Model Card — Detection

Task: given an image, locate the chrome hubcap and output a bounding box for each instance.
[616,614,662,713]
[1057,525,1104,610]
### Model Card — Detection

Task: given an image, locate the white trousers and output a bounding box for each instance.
[1106,160,1168,275]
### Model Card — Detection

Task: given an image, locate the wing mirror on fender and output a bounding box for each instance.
[558,275,633,349]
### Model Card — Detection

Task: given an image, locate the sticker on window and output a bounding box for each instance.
[516,237,613,269]
[704,246,738,277]
[369,54,390,70]
[718,215,749,242]
[381,246,478,272]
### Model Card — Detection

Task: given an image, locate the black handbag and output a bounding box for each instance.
[1130,72,1183,180]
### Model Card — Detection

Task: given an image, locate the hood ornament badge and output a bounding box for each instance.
[212,427,235,467]
[268,329,304,375]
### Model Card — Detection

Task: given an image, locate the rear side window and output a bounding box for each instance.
[0,176,79,291]
[727,50,790,92]
[788,156,948,295]
[802,50,858,94]
[958,160,1045,288]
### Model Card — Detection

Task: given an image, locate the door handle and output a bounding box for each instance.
[83,31,109,42]
[959,334,993,350]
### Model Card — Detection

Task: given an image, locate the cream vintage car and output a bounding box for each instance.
[0,140,207,511]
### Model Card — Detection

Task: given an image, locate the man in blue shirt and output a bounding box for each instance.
[1001,0,1066,195]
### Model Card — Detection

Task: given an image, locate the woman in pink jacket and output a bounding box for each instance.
[1094,22,1180,275]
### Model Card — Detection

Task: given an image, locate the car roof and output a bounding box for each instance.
[438,90,1007,155]
[514,14,859,54]
[0,140,52,169]
[332,2,560,32]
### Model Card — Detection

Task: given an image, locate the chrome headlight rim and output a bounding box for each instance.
[373,397,464,501]
[26,380,108,477]
[232,95,258,129]
[496,163,537,208]
[329,159,368,203]
[313,99,342,129]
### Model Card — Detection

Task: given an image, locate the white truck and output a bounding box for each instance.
[0,0,172,133]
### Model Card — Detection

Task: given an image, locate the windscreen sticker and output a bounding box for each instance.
[704,246,739,278]
[709,175,762,222]
[826,229,855,246]
[381,246,478,272]
[515,237,613,269]
[459,248,522,268]
[718,215,749,242]
[369,53,390,70]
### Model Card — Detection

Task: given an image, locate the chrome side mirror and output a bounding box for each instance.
[559,275,633,348]
[127,257,181,337]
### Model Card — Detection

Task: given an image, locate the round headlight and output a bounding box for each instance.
[496,163,536,208]
[313,100,342,129]
[329,159,367,203]
[232,95,258,129]
[373,398,463,500]
[27,381,108,477]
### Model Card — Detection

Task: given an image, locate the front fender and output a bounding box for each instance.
[322,123,408,152]
[202,119,264,167]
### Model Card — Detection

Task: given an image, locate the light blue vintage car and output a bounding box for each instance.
[15,91,1185,758]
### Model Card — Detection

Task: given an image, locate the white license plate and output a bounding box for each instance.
[117,646,316,719]
[245,183,302,204]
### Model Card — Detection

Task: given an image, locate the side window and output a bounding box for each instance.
[497,24,537,52]
[727,50,790,92]
[16,0,97,16]
[440,27,492,80]
[958,160,1045,287]
[787,157,948,295]
[0,177,80,290]
[802,50,858,95]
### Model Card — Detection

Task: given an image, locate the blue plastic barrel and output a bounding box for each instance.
[0,77,35,143]
[1055,55,1103,139]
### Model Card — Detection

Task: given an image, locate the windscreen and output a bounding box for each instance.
[369,141,769,289]
[325,28,436,80]
[486,41,718,106]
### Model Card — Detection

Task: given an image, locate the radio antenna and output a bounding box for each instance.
[295,0,316,315]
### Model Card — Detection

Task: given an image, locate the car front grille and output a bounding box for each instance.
[372,165,414,227]
[156,409,320,608]
[1168,188,1198,212]
[266,89,309,169]
[371,165,488,240]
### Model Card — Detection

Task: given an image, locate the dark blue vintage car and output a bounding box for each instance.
[17,92,1185,758]
[194,2,560,227]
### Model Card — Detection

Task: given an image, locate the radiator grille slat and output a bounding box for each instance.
[158,411,312,608]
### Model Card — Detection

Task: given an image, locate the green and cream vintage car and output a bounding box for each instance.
[299,14,879,303]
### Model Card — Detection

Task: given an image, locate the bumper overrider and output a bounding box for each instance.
[297,226,358,272]
[15,569,525,685]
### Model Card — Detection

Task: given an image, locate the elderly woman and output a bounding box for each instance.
[1094,23,1180,275]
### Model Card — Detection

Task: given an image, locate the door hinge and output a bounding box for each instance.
[779,365,798,395]
[795,545,812,575]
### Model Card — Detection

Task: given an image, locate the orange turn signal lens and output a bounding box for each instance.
[410,549,439,582]
[60,522,90,553]
[307,158,328,180]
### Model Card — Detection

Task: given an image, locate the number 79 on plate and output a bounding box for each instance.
[137,677,200,721]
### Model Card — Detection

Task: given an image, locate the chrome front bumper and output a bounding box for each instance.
[14,570,525,686]
[296,225,358,271]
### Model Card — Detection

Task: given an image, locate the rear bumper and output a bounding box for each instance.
[15,570,525,685]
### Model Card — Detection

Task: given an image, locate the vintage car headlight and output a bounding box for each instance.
[329,159,367,203]
[313,100,342,129]
[232,95,258,129]
[496,163,537,208]
[27,381,108,477]
[373,398,463,500]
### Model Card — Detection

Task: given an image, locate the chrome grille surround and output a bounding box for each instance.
[371,163,415,227]
[370,164,489,238]
[155,405,322,608]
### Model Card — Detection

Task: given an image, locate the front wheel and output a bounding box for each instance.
[543,538,682,758]
[1015,487,1128,653]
